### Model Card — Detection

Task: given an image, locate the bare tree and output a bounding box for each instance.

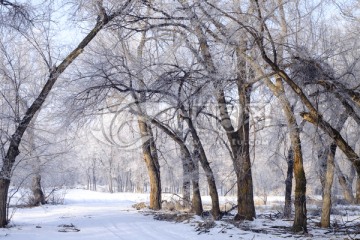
[0,0,134,227]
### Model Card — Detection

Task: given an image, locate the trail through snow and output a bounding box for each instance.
[0,189,347,239]
[0,190,239,240]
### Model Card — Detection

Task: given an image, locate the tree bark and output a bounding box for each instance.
[177,114,191,208]
[150,118,203,215]
[187,119,220,219]
[0,179,10,227]
[180,148,191,208]
[320,143,336,228]
[259,75,307,232]
[190,154,203,215]
[138,118,161,210]
[178,0,254,220]
[335,162,355,204]
[284,147,294,218]
[356,176,360,204]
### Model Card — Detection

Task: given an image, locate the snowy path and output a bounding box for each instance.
[0,189,342,239]
[0,190,244,240]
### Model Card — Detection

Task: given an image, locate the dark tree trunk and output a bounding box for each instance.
[292,145,307,233]
[234,69,256,220]
[150,118,203,215]
[0,6,125,226]
[187,119,221,219]
[177,1,254,220]
[284,147,294,218]
[0,179,10,227]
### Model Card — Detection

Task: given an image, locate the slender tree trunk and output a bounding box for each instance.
[284,147,294,218]
[28,123,46,206]
[191,150,203,215]
[335,162,355,204]
[178,0,254,220]
[177,114,191,208]
[259,74,307,232]
[150,118,203,215]
[138,118,161,210]
[318,148,328,194]
[187,119,221,219]
[271,78,307,232]
[320,143,336,228]
[0,4,130,226]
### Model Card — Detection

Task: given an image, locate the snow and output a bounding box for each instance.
[0,189,357,239]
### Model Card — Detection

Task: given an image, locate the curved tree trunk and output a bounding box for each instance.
[177,0,254,221]
[320,114,348,228]
[138,118,161,210]
[263,77,307,232]
[189,128,221,219]
[0,6,120,226]
[185,118,220,219]
[150,118,203,215]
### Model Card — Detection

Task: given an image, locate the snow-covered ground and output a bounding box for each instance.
[0,189,358,239]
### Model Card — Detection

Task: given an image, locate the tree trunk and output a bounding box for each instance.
[150,118,203,215]
[292,141,307,233]
[31,174,46,206]
[187,119,221,219]
[356,176,360,204]
[261,76,307,232]
[178,0,254,220]
[273,79,307,232]
[335,162,355,204]
[138,118,161,210]
[180,147,191,208]
[320,143,336,228]
[191,152,203,215]
[0,179,10,227]
[284,147,294,218]
[317,148,328,194]
[234,65,256,220]
[0,5,127,226]
[178,114,191,209]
